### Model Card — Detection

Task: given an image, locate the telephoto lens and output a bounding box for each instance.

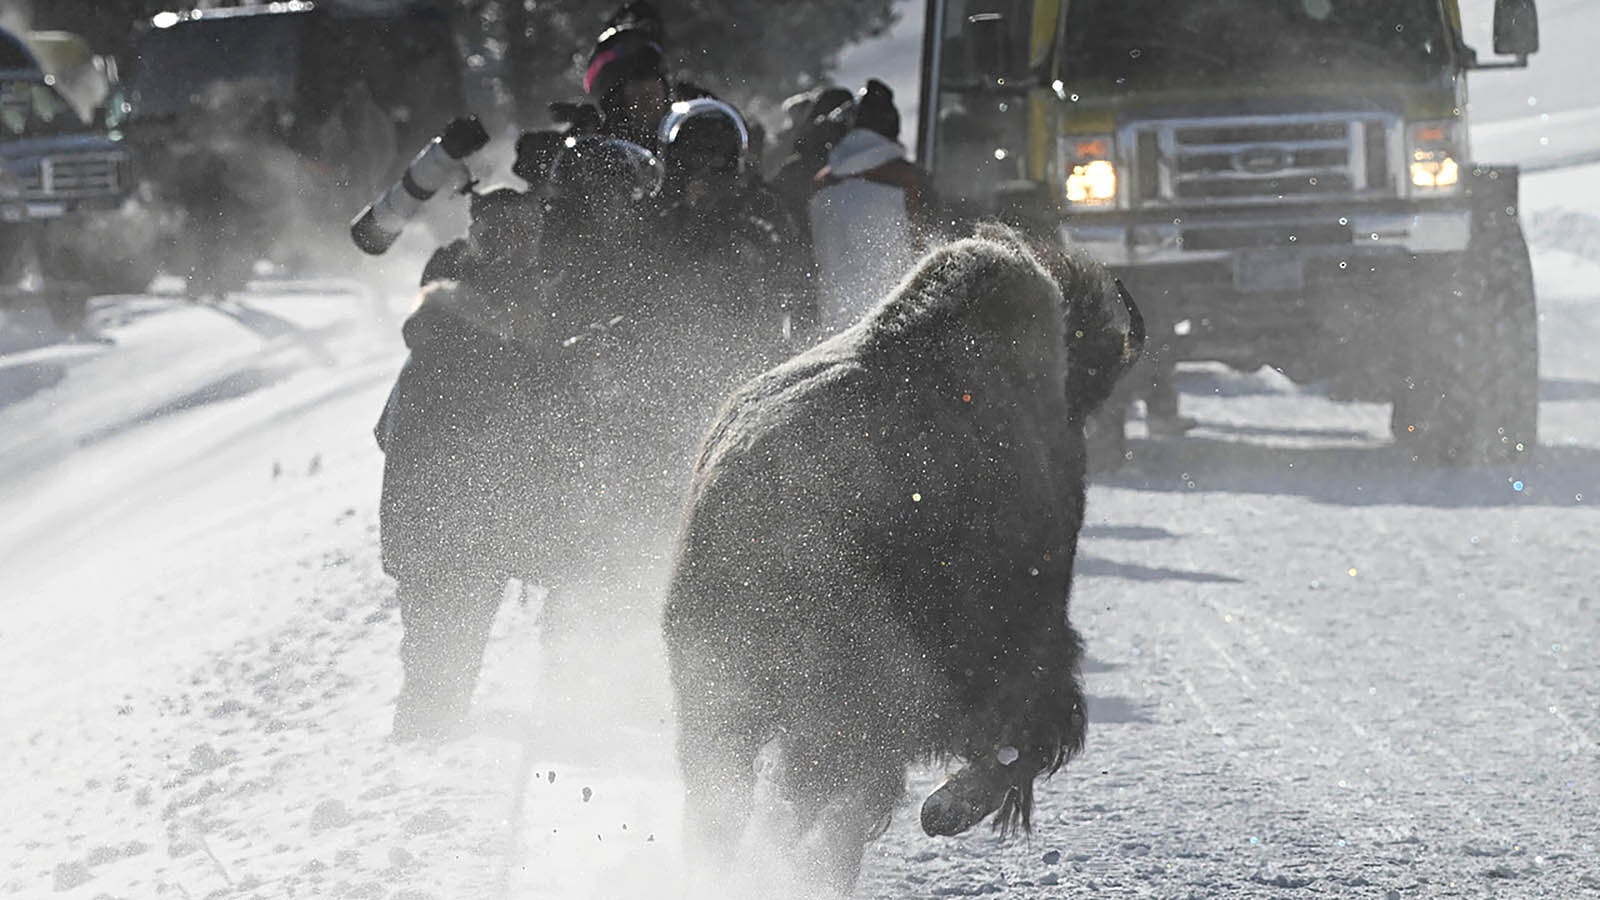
[350,115,490,256]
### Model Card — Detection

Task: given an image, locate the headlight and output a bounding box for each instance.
[1409,121,1463,193]
[0,164,22,201]
[1060,135,1119,207]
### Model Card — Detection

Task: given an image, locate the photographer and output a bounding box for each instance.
[374,185,549,742]
[376,135,665,740]
[647,98,812,397]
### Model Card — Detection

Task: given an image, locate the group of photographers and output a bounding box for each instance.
[376,2,935,741]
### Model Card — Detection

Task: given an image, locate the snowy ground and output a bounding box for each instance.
[5,9,1600,900]
[5,192,1596,900]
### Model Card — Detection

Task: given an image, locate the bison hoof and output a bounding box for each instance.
[919,764,1013,837]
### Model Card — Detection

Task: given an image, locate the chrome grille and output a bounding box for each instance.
[21,152,126,198]
[1125,112,1397,208]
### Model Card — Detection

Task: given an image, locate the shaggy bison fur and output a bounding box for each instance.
[662,225,1143,889]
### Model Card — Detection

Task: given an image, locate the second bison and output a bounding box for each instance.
[662,224,1144,890]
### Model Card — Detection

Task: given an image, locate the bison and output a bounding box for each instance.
[662,224,1144,890]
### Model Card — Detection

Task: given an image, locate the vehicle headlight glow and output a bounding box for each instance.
[1409,121,1462,192]
[1067,159,1118,204]
[1061,135,1118,207]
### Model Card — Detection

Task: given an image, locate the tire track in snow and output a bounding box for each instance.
[1180,590,1530,856]
[1177,670,1235,743]
[1481,595,1600,753]
[1093,506,1531,854]
[1195,596,1375,747]
[1050,572,1395,896]
[1142,496,1600,886]
[1170,591,1458,837]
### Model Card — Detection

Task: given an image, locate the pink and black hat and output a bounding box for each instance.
[583,26,665,98]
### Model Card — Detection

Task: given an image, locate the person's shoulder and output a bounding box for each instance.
[671,80,719,102]
[855,156,928,194]
[738,182,806,238]
[420,238,473,286]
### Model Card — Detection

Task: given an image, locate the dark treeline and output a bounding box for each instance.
[26,0,898,129]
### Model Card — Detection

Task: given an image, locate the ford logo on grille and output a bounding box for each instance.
[1235,147,1291,174]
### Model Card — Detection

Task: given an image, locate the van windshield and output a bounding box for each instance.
[1058,0,1453,86]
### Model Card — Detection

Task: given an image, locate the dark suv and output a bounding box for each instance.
[115,1,467,293]
[0,26,141,325]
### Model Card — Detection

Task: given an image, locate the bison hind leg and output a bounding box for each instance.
[674,696,771,875]
[776,734,907,893]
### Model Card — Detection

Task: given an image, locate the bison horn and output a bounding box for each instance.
[1114,277,1146,366]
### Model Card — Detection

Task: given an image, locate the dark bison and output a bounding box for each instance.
[662,224,1144,890]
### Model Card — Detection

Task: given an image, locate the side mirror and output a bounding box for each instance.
[98,89,128,130]
[1493,0,1539,58]
[964,3,1023,86]
[967,13,1008,82]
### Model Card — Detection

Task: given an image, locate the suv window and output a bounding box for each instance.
[126,14,306,122]
[0,79,86,138]
[123,7,463,160]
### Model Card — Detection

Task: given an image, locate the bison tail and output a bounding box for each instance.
[993,782,1034,838]
[993,728,1083,837]
[987,641,1092,835]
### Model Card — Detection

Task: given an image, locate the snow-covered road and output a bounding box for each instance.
[4,183,1597,899]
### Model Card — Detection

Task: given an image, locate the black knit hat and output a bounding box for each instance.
[791,86,855,159]
[854,78,901,142]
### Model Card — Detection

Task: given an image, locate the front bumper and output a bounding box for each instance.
[1060,203,1473,268]
[1059,203,1473,375]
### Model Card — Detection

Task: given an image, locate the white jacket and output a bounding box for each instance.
[808,128,921,333]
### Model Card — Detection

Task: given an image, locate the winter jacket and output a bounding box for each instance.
[647,183,811,363]
[373,279,548,583]
[807,128,932,333]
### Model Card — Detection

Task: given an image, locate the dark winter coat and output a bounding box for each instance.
[375,289,543,583]
[639,182,813,399]
[377,274,676,586]
[374,206,630,586]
